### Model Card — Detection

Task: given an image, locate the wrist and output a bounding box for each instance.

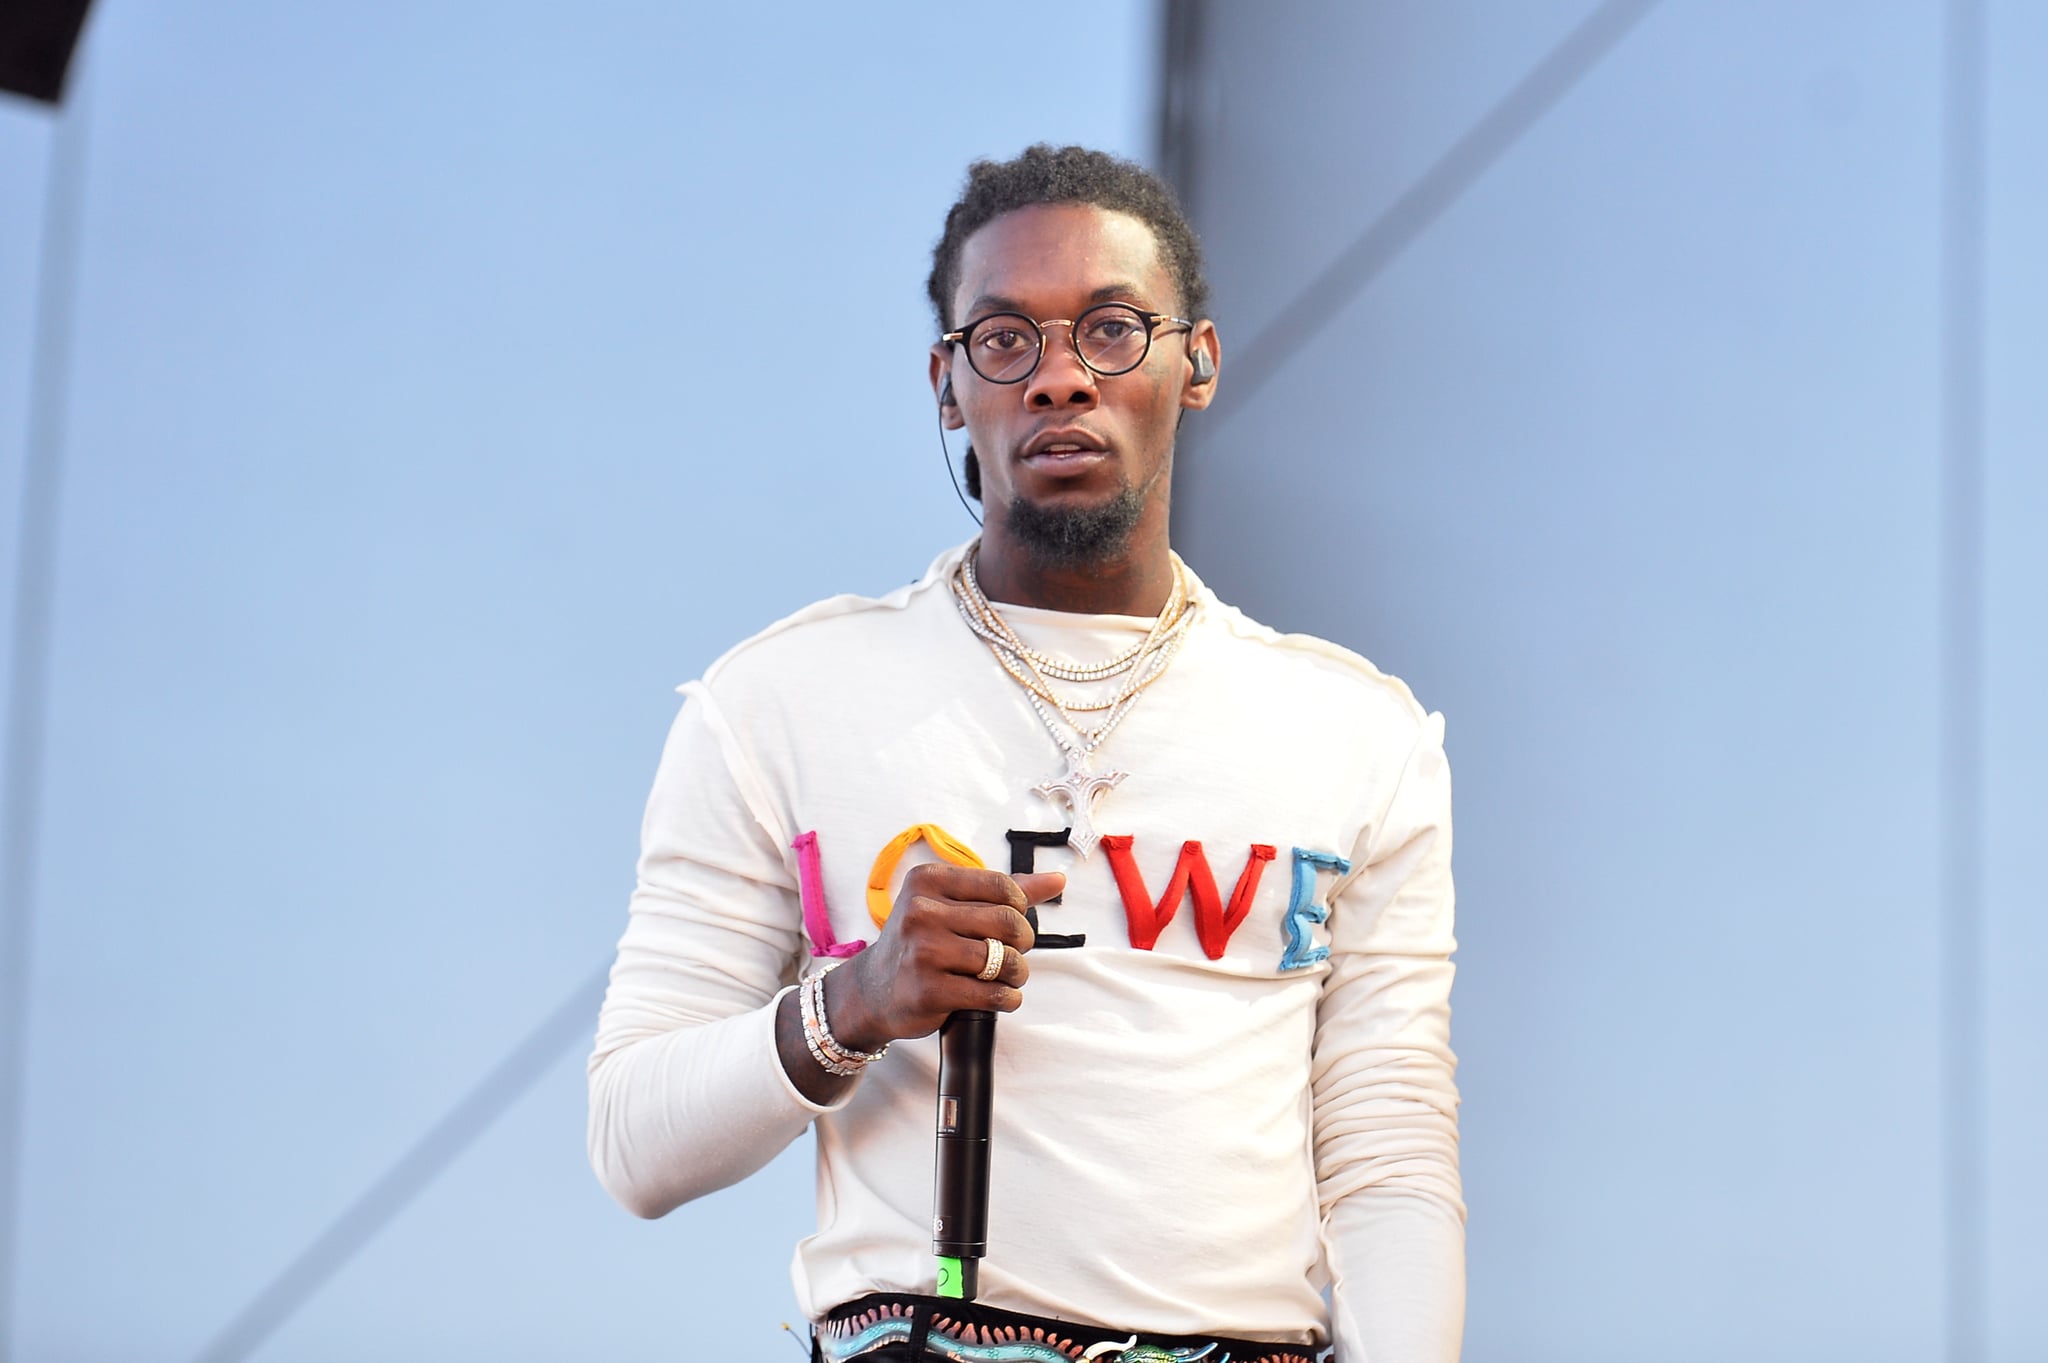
[821,957,889,1053]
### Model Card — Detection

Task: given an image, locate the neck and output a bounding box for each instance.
[972,532,1177,616]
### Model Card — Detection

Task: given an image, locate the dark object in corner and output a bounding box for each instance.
[1,0,94,105]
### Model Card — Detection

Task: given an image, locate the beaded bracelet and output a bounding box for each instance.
[799,962,887,1077]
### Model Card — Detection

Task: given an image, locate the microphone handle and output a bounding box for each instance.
[933,1008,995,1300]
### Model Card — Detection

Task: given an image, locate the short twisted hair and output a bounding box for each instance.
[926,144,1210,332]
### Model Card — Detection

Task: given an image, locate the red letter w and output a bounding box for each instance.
[1099,837,1278,958]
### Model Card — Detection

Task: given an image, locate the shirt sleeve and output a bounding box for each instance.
[586,682,853,1220]
[1313,711,1466,1363]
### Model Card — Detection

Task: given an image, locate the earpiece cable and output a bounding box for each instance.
[938,402,984,527]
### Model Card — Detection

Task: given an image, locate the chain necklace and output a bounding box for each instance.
[962,548,1182,681]
[950,542,1198,857]
[955,550,1188,712]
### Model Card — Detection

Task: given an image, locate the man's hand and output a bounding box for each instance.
[826,865,1064,1052]
[775,863,1063,1105]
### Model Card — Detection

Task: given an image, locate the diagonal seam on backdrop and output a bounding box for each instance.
[186,963,612,1363]
[1206,0,1664,424]
[1,61,91,1363]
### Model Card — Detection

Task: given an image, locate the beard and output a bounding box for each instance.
[1002,481,1147,571]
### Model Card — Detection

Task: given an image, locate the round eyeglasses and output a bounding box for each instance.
[942,302,1195,385]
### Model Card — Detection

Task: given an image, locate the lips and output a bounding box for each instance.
[1021,428,1109,463]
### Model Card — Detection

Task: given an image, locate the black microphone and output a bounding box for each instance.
[932,1008,995,1301]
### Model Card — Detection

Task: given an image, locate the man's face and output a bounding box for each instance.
[930,203,1218,566]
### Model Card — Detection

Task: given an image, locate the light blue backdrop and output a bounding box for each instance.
[0,4,1155,1359]
[7,3,2044,1362]
[1166,2,2043,1361]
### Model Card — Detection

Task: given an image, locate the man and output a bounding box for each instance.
[588,144,1464,1362]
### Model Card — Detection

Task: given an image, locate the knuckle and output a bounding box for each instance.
[965,867,1012,904]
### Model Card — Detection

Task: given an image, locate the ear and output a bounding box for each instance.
[1179,320,1220,412]
[929,345,967,430]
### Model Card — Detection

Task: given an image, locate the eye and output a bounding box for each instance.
[1080,305,1153,349]
[976,324,1034,354]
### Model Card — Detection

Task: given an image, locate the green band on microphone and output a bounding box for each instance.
[936,1255,965,1299]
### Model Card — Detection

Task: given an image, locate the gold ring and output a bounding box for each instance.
[977,937,1005,982]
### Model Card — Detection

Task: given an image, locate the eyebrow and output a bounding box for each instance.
[1085,282,1152,307]
[960,294,1026,320]
[959,282,1160,321]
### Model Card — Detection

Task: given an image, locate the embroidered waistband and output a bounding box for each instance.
[818,1293,1323,1363]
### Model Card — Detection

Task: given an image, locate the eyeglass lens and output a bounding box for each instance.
[961,303,1155,384]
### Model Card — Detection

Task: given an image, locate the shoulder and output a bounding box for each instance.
[690,543,965,699]
[1197,584,1439,746]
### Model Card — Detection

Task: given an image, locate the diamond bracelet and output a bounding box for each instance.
[799,961,887,1077]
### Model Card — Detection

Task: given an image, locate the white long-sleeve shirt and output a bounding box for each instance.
[588,545,1464,1361]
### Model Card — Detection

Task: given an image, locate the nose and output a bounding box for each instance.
[1022,320,1098,411]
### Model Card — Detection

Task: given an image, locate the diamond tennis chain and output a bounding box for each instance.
[950,542,1198,857]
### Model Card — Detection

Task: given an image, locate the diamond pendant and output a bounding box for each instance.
[1032,749,1127,860]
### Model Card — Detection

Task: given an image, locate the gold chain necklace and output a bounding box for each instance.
[955,550,1188,712]
[949,542,1198,857]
